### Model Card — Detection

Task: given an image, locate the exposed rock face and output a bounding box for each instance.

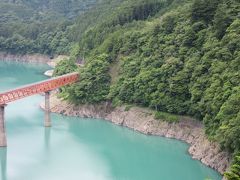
[0,52,51,63]
[44,70,54,77]
[40,95,230,176]
[47,55,69,68]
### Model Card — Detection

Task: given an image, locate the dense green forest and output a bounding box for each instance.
[54,0,240,179]
[1,0,240,179]
[0,0,99,55]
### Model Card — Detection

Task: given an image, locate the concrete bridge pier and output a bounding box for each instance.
[44,91,51,127]
[0,105,7,147]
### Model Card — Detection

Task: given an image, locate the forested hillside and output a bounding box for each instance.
[0,0,99,55]
[53,0,240,179]
[1,0,97,18]
[1,0,240,178]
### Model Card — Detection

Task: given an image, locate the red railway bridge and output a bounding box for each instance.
[0,72,79,147]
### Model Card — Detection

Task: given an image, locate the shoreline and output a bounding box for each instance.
[0,53,68,77]
[0,53,229,177]
[40,95,230,176]
[0,52,51,64]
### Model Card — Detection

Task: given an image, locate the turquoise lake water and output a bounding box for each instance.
[0,61,222,180]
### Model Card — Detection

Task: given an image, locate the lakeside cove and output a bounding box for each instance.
[1,55,229,179]
[0,0,240,179]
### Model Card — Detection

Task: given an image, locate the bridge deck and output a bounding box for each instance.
[0,72,79,105]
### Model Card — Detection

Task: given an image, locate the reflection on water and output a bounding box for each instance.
[0,148,7,180]
[44,128,51,151]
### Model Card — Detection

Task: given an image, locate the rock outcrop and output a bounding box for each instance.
[44,70,54,77]
[40,95,230,175]
[47,55,69,68]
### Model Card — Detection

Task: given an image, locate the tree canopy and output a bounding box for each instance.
[55,1,240,178]
[1,0,240,179]
[0,0,99,55]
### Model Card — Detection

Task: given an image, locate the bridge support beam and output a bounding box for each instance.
[44,91,51,127]
[0,105,7,147]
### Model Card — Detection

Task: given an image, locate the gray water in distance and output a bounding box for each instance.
[0,61,222,180]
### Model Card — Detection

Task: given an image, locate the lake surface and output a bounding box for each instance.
[0,61,222,180]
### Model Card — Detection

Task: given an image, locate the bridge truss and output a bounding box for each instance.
[0,72,79,105]
[0,72,79,147]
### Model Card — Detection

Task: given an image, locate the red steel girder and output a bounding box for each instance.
[0,72,79,105]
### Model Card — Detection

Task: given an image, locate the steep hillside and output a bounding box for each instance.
[54,0,240,179]
[0,0,98,19]
[0,0,99,55]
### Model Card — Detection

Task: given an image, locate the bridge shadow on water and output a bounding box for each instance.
[0,148,7,180]
[44,127,51,151]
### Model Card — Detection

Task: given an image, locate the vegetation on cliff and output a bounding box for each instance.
[225,152,240,179]
[54,0,240,178]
